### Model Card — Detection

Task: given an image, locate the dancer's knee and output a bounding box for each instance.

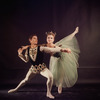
[49,74,53,81]
[47,75,53,84]
[23,78,29,83]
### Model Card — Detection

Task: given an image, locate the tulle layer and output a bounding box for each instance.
[49,33,80,88]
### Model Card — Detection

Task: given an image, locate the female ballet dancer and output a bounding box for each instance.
[45,27,80,94]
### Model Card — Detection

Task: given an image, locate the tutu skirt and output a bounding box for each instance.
[49,33,80,88]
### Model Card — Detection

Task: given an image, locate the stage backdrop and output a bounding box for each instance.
[0,0,100,85]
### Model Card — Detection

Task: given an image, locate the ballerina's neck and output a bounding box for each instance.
[47,43,55,48]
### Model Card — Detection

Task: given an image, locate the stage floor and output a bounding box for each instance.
[0,84,100,100]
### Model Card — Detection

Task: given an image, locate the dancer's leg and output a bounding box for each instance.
[58,83,62,94]
[40,68,54,99]
[8,69,36,93]
[58,72,63,94]
[66,27,79,40]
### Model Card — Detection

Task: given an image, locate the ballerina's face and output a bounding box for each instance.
[47,35,54,44]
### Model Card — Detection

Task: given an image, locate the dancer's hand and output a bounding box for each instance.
[66,48,71,53]
[18,48,23,55]
[18,45,29,55]
[61,48,71,53]
[21,45,29,50]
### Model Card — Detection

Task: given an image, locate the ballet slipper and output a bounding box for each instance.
[58,85,62,94]
[46,93,55,99]
[8,89,17,93]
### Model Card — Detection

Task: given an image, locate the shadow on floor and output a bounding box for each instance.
[0,84,100,100]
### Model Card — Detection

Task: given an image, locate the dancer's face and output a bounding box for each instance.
[29,36,38,45]
[47,35,54,44]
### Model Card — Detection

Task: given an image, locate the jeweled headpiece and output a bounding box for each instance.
[45,31,56,37]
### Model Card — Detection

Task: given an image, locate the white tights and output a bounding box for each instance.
[8,68,54,99]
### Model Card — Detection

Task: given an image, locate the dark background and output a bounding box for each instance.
[0,0,100,85]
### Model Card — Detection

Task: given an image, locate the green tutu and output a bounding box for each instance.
[49,33,80,88]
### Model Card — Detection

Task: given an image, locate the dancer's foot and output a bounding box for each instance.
[8,89,17,93]
[46,93,55,99]
[58,85,62,94]
[74,27,79,34]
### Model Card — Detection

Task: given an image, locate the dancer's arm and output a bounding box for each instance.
[60,48,71,53]
[40,46,71,53]
[18,47,29,63]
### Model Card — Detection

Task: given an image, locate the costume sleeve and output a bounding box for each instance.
[18,49,29,63]
[40,46,61,54]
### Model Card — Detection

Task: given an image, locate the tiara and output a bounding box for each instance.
[45,31,56,37]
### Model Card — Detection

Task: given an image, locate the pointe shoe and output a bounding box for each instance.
[8,89,17,93]
[74,27,79,34]
[47,93,55,99]
[58,85,62,94]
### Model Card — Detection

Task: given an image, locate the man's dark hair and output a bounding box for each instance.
[29,34,37,40]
